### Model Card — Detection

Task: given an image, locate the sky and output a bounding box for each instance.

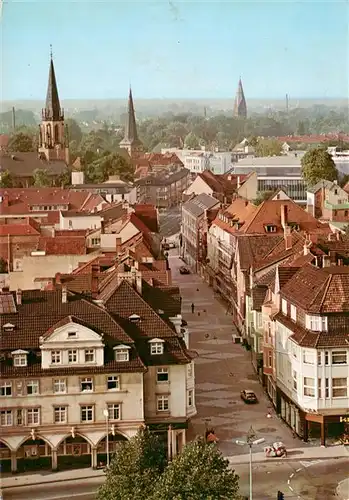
[1,0,349,100]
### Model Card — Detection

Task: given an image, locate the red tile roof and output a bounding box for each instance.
[0,218,41,236]
[38,236,87,255]
[0,188,102,219]
[277,134,349,143]
[239,199,328,234]
[281,264,349,313]
[0,134,10,148]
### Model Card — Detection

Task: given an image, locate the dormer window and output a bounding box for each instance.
[149,338,165,355]
[3,323,15,332]
[129,314,141,323]
[265,224,277,233]
[113,345,131,362]
[12,349,28,367]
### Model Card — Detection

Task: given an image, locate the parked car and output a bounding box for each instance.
[240,390,258,404]
[179,266,190,275]
[168,241,176,249]
[162,243,170,250]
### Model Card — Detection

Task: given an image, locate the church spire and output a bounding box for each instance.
[234,78,247,118]
[43,49,63,121]
[119,87,143,156]
[39,49,68,164]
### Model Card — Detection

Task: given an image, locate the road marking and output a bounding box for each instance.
[290,473,294,478]
[39,493,93,500]
[287,479,290,484]
[299,459,323,468]
[289,486,294,492]
[296,467,302,472]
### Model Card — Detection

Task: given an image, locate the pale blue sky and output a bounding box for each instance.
[2,0,349,100]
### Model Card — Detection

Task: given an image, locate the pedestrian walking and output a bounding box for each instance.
[191,303,195,313]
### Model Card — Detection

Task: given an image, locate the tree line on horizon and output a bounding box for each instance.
[1,107,348,190]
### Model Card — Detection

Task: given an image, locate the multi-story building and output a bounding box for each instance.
[161,148,233,175]
[183,170,239,204]
[0,274,196,473]
[306,179,349,219]
[134,167,190,208]
[231,155,307,204]
[181,194,220,273]
[261,263,349,446]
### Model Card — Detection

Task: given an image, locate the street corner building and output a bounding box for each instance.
[260,264,349,446]
[0,279,197,473]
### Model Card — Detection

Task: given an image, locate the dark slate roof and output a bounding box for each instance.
[119,88,143,148]
[182,193,220,217]
[44,58,63,121]
[234,78,247,118]
[251,286,268,311]
[135,168,190,186]
[0,152,67,177]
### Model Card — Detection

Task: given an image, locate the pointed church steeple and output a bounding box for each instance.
[234,78,247,118]
[119,87,143,156]
[43,50,63,121]
[39,49,68,163]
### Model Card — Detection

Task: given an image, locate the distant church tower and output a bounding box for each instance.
[233,78,247,118]
[119,88,144,156]
[38,50,69,163]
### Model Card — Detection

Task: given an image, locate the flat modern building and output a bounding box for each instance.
[232,155,307,204]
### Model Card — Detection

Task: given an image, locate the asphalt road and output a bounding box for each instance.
[4,459,348,500]
[233,458,349,499]
[158,207,181,237]
[3,477,103,500]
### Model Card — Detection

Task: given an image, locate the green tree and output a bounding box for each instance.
[301,147,338,186]
[253,190,275,206]
[56,168,72,187]
[32,169,51,187]
[8,131,35,152]
[255,139,282,157]
[0,170,14,188]
[65,118,83,145]
[85,152,133,183]
[97,427,166,500]
[151,438,240,500]
[184,132,202,149]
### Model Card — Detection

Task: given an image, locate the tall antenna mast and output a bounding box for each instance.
[286,94,289,113]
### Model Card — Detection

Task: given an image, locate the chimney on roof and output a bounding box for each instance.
[280,204,288,228]
[16,288,22,306]
[284,225,292,251]
[62,285,67,303]
[101,220,105,234]
[322,255,331,267]
[55,273,61,286]
[130,266,142,294]
[329,251,336,264]
[115,237,122,257]
[91,264,99,299]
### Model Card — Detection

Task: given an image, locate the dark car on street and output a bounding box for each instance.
[240,389,258,404]
[179,265,190,275]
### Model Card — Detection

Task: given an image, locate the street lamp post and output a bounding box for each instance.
[235,426,265,500]
[103,409,109,467]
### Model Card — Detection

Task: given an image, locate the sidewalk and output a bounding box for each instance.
[1,467,105,490]
[227,444,349,465]
[337,478,349,500]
